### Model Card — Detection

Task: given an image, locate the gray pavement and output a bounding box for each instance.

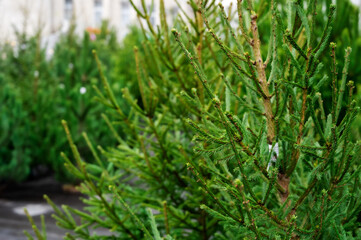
[0,177,85,240]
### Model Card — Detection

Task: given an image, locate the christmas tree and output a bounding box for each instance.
[26,0,361,239]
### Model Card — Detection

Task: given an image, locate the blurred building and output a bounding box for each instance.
[0,0,190,44]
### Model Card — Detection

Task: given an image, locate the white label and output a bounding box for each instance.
[267,142,279,171]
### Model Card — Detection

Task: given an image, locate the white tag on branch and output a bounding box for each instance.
[267,143,279,171]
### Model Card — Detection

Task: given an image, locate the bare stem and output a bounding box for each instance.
[250,13,275,144]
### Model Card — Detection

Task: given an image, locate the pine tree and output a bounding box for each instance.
[0,22,127,182]
[171,0,360,238]
[25,0,361,239]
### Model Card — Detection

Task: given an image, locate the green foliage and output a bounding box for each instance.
[0,30,53,182]
[0,82,31,181]
[26,0,361,239]
[0,22,141,182]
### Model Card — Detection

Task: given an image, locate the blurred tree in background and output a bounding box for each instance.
[0,22,143,183]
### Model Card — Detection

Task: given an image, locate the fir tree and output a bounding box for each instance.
[26,0,361,239]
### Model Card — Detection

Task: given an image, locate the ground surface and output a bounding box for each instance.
[0,176,86,240]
